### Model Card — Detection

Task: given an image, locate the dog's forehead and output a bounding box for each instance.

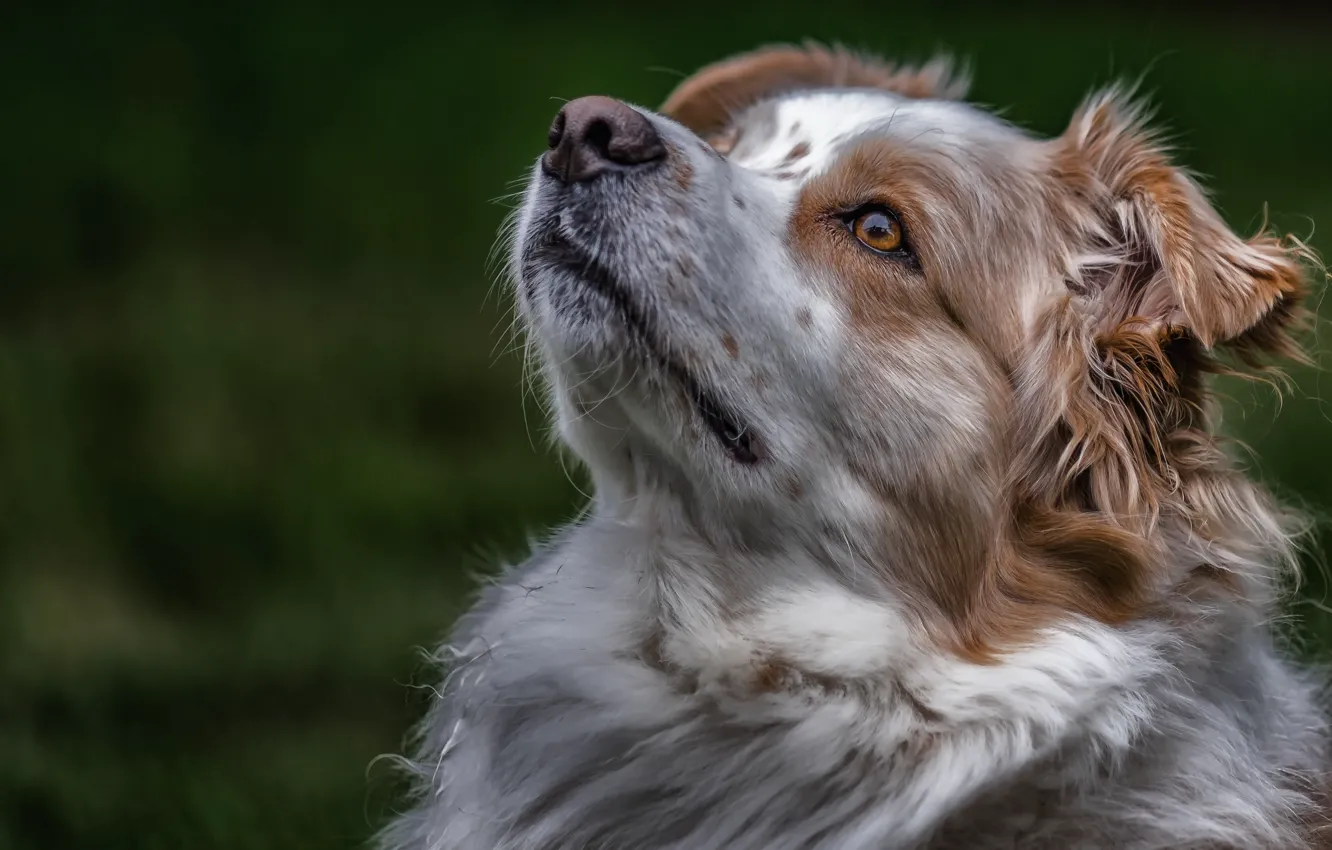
[730,89,1013,175]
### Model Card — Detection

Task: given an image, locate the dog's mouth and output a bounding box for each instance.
[521,222,764,465]
[685,376,763,464]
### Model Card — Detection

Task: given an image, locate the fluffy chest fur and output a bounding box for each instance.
[381,517,1327,850]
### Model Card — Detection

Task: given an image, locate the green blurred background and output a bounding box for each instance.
[3,2,1330,848]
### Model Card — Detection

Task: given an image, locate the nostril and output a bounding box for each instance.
[583,119,613,157]
[547,111,567,150]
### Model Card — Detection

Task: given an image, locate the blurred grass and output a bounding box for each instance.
[1,3,1330,849]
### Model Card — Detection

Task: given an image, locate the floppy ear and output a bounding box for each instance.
[1056,88,1309,357]
[661,42,968,136]
[1019,89,1314,520]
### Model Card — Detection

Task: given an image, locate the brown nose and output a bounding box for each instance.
[542,96,665,183]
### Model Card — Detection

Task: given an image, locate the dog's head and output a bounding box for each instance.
[511,44,1312,657]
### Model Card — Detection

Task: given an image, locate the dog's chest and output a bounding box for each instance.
[427,555,1082,849]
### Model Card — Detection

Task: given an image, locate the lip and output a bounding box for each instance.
[521,218,764,465]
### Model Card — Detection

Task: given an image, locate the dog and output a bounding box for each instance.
[379,44,1330,849]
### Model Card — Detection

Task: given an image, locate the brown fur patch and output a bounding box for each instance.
[795,306,813,329]
[954,505,1152,662]
[752,659,790,693]
[675,159,694,191]
[784,142,811,163]
[721,333,739,358]
[752,657,854,696]
[788,137,967,342]
[662,43,968,135]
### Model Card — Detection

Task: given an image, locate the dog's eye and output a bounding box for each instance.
[850,208,904,254]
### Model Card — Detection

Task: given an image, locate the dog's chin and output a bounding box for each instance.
[520,224,764,467]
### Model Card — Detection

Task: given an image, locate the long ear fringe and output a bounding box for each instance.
[1058,86,1318,376]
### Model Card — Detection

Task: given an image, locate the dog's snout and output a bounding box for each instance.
[542,96,665,183]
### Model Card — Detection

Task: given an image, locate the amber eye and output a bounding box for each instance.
[850,208,904,254]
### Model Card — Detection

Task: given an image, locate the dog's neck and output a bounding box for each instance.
[593,479,882,615]
[527,505,1180,846]
[582,479,1159,703]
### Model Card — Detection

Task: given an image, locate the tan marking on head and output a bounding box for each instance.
[791,125,1067,361]
[789,137,956,341]
[662,43,968,135]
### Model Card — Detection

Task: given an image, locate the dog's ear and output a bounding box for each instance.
[1018,89,1313,521]
[1055,88,1309,357]
[661,43,967,136]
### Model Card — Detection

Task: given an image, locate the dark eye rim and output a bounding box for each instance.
[832,203,915,261]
